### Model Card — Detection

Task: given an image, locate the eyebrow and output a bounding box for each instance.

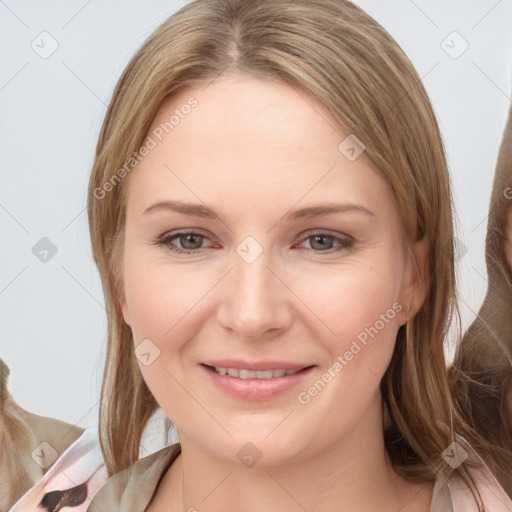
[143,200,375,221]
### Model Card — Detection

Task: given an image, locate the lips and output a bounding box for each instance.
[201,360,311,372]
[200,362,316,400]
[205,365,304,379]
[201,360,313,381]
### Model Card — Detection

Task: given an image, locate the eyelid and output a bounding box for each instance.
[295,228,353,242]
[154,227,354,255]
[156,229,216,249]
[293,229,354,250]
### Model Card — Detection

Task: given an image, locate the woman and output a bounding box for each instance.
[85,0,512,510]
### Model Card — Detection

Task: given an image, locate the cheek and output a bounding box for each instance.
[291,266,402,430]
[122,253,208,411]
[295,262,403,357]
[123,250,210,343]
[122,249,219,395]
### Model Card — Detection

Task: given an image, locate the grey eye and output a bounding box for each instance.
[308,234,336,251]
[178,233,205,250]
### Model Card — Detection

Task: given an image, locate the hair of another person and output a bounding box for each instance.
[0,359,46,509]
[450,99,512,498]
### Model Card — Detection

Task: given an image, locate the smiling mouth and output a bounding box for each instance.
[203,364,313,379]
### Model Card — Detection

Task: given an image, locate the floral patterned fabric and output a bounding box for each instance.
[9,427,108,512]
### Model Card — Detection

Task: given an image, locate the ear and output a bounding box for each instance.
[397,235,429,325]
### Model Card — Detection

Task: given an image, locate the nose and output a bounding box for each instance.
[216,244,293,340]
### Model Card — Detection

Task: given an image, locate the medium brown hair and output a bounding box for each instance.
[450,100,512,497]
[88,0,473,485]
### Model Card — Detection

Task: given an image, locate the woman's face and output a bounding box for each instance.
[120,72,427,467]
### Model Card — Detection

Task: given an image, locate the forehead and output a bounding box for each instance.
[154,73,342,157]
[125,72,393,219]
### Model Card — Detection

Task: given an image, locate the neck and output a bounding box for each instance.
[160,396,433,512]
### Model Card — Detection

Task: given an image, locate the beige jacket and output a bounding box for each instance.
[87,440,512,512]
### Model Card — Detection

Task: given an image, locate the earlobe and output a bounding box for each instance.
[119,289,131,327]
[121,302,131,327]
[399,236,430,323]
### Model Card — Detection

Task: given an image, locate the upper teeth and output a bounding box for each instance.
[213,366,302,379]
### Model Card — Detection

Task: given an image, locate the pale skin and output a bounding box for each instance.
[120,71,433,511]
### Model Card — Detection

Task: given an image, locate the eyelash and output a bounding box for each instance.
[153,229,354,255]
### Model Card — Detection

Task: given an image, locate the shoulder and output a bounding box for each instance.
[9,426,107,512]
[430,436,512,512]
[20,409,85,456]
[87,443,181,512]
